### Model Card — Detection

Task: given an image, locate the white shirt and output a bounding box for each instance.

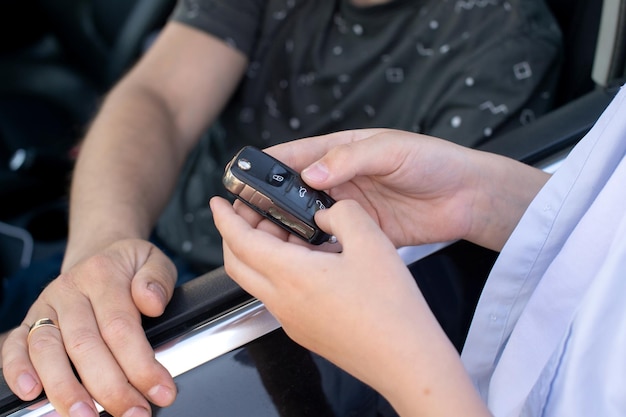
[461,85,626,416]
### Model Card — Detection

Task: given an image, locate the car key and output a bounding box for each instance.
[222,146,336,245]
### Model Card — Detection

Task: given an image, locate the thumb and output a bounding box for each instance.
[131,248,177,318]
[315,200,392,253]
[300,132,408,190]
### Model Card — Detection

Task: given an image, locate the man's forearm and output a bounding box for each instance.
[62,85,190,271]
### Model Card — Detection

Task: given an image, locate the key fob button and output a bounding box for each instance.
[268,164,292,187]
[313,196,332,211]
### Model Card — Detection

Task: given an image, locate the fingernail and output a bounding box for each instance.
[302,162,329,183]
[148,384,176,406]
[147,282,167,305]
[122,406,151,417]
[69,401,97,417]
[17,373,37,396]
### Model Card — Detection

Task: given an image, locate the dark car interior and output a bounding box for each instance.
[1,0,625,415]
[0,0,178,278]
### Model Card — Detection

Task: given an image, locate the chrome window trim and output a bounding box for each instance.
[7,150,571,417]
[536,148,572,174]
[7,300,281,417]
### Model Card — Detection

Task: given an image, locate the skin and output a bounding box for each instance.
[1,126,548,417]
[2,22,248,417]
[0,1,395,409]
[211,129,549,416]
[2,6,405,414]
[0,1,548,415]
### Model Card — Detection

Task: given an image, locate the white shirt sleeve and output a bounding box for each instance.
[461,85,626,416]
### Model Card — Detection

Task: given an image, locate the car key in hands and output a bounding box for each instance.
[222,146,336,245]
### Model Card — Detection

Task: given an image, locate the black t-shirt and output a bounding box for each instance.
[172,0,562,149]
[158,0,562,268]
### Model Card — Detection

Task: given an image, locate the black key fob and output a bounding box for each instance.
[222,146,336,245]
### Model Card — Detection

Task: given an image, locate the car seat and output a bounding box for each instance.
[0,0,177,288]
[35,0,177,90]
[0,0,177,219]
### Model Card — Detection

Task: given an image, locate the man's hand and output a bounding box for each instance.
[2,239,178,417]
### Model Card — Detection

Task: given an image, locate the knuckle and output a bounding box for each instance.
[100,383,131,404]
[81,253,117,274]
[327,143,353,165]
[1,357,22,381]
[28,332,62,357]
[65,327,102,356]
[99,314,138,344]
[96,386,141,415]
[47,386,94,416]
[51,257,113,293]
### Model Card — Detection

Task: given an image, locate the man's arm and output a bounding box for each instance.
[63,21,248,270]
[2,22,248,417]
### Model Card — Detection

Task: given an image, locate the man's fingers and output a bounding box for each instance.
[26,281,151,417]
[2,240,179,417]
[2,309,102,417]
[131,247,177,318]
[90,293,176,409]
[2,324,44,401]
[25,314,101,417]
